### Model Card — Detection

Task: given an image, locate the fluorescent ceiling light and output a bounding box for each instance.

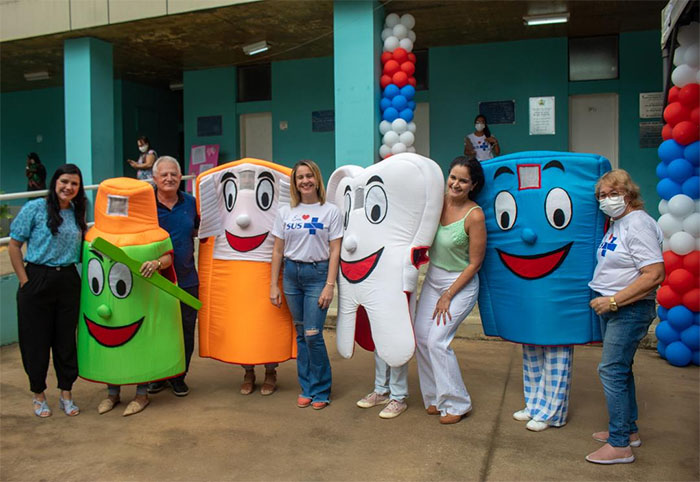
[243,40,269,56]
[24,71,50,81]
[169,81,183,91]
[523,13,570,26]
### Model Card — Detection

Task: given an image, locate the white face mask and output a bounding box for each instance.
[599,195,627,218]
[475,123,485,132]
[138,145,148,153]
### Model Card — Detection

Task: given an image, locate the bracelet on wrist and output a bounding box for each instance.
[157,259,162,269]
[326,282,335,287]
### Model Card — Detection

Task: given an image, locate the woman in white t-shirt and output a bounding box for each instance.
[465,115,500,161]
[270,160,342,410]
[585,169,665,465]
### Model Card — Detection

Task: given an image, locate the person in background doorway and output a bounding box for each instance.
[127,136,157,181]
[26,153,47,191]
[465,115,500,161]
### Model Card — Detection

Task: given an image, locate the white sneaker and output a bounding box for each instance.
[513,409,531,421]
[526,419,550,432]
[379,399,407,419]
[356,392,390,409]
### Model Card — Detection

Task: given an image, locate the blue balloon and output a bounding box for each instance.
[399,108,414,122]
[384,84,400,99]
[657,305,668,320]
[693,350,700,366]
[658,139,685,164]
[666,341,692,366]
[682,176,700,198]
[383,107,399,122]
[681,325,700,350]
[400,85,415,100]
[668,158,694,183]
[656,320,681,345]
[694,312,700,325]
[685,141,700,166]
[391,95,408,110]
[656,161,669,179]
[657,341,667,358]
[407,100,416,110]
[657,178,683,200]
[380,98,391,112]
[668,305,694,331]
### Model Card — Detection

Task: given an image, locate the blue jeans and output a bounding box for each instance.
[283,259,332,403]
[596,297,656,447]
[374,352,408,401]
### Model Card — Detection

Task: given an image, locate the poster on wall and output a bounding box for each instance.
[187,144,219,192]
[529,96,555,135]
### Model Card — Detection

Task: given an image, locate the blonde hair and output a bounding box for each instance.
[290,160,326,207]
[595,169,644,209]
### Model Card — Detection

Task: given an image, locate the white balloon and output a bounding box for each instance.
[379,144,392,159]
[671,64,698,87]
[379,120,392,135]
[391,142,407,154]
[399,131,415,146]
[385,13,400,28]
[663,237,671,252]
[391,118,408,134]
[400,13,415,29]
[658,213,684,237]
[393,24,408,40]
[670,231,696,255]
[674,46,688,67]
[407,122,417,133]
[677,22,699,46]
[399,38,413,53]
[684,44,700,68]
[383,130,399,147]
[384,36,399,52]
[668,194,695,217]
[407,146,416,153]
[696,236,700,251]
[682,212,700,236]
[658,199,669,215]
[381,27,393,41]
[408,30,416,43]
[697,69,700,83]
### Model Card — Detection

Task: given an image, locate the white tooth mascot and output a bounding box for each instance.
[327,153,444,368]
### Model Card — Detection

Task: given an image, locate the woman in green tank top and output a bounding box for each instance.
[415,156,487,424]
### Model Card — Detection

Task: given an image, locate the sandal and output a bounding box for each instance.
[58,397,80,416]
[33,398,52,418]
[261,370,277,396]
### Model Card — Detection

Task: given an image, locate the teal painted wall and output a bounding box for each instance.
[0,275,19,345]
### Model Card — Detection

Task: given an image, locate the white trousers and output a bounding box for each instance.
[521,344,573,426]
[415,264,479,416]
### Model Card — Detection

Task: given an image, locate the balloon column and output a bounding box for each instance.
[379,13,418,159]
[655,21,700,367]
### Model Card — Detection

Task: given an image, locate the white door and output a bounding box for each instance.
[569,93,618,168]
[413,102,430,157]
[240,112,272,160]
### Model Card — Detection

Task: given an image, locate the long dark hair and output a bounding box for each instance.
[27,152,42,164]
[46,164,87,235]
[449,156,485,201]
[474,114,491,138]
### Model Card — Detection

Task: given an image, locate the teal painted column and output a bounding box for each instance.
[333,0,383,167]
[64,38,115,186]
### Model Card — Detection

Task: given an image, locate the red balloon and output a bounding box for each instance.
[668,86,680,103]
[672,120,700,145]
[691,107,699,125]
[408,77,417,87]
[678,83,700,108]
[682,288,700,312]
[664,102,691,126]
[668,268,696,294]
[662,123,674,140]
[380,52,393,64]
[392,71,408,87]
[380,74,392,89]
[383,60,400,76]
[683,251,700,276]
[400,61,415,76]
[392,47,408,64]
[408,53,416,63]
[664,250,685,273]
[657,285,683,308]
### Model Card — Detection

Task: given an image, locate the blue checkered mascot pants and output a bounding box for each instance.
[521,344,573,426]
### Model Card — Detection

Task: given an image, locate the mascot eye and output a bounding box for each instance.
[223,179,237,212]
[87,258,104,295]
[108,263,133,299]
[256,178,274,211]
[494,191,517,230]
[545,188,572,229]
[343,191,352,229]
[364,185,388,224]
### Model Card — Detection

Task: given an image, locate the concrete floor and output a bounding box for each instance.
[1,332,698,481]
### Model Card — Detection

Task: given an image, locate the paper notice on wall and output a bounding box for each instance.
[529,96,555,135]
[191,145,206,165]
[639,92,664,119]
[187,162,216,193]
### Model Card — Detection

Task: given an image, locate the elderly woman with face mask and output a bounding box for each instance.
[585,169,665,465]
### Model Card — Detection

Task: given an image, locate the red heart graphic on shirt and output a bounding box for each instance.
[302,215,310,220]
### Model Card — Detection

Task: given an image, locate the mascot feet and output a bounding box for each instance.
[260,370,277,396]
[123,396,149,416]
[240,371,256,395]
[97,396,120,415]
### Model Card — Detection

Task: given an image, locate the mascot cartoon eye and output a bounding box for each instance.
[545,188,572,229]
[364,185,388,224]
[108,263,133,299]
[256,178,274,211]
[343,191,352,229]
[88,258,104,295]
[495,191,517,231]
[223,178,237,212]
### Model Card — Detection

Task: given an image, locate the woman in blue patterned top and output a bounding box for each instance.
[8,164,87,418]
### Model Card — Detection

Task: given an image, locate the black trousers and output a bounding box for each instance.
[17,263,80,393]
[172,284,198,381]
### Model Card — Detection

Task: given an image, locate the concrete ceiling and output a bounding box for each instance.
[0,0,665,93]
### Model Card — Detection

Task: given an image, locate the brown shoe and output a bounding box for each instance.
[240,371,256,395]
[426,405,439,415]
[122,397,149,417]
[97,396,120,415]
[439,413,465,424]
[260,370,277,396]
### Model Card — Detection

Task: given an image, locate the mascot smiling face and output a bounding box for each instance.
[476,151,610,345]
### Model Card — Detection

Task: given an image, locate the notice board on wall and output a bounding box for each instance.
[479,100,515,125]
[312,110,335,132]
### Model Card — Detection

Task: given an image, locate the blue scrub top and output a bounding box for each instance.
[155,189,199,288]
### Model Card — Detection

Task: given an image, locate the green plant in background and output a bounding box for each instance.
[0,191,14,236]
